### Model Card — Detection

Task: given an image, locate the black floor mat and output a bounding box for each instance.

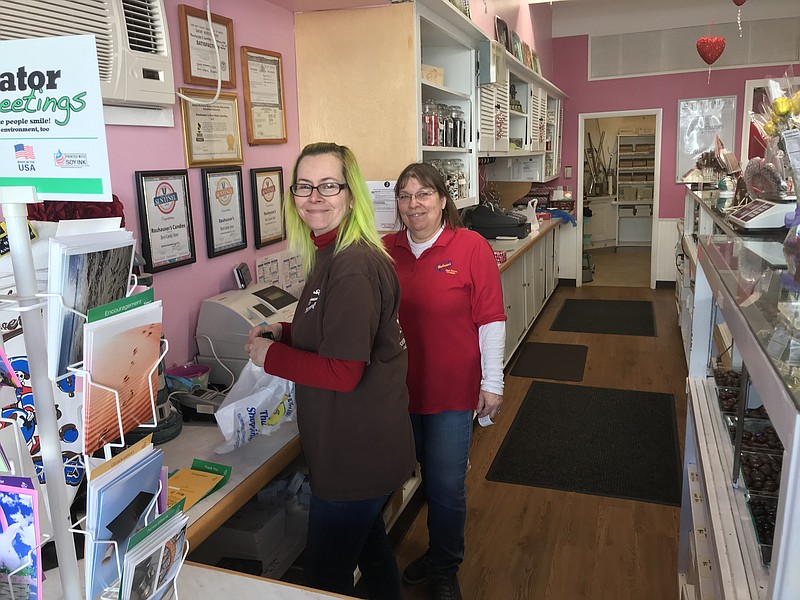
[550,299,656,336]
[486,381,681,506]
[510,342,588,381]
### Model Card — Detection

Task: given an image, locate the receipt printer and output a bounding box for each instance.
[470,204,531,239]
[196,284,298,385]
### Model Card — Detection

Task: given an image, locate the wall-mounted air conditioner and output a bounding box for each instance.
[0,0,175,108]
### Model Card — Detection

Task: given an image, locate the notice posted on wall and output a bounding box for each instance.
[256,249,305,297]
[368,180,399,233]
[0,35,112,201]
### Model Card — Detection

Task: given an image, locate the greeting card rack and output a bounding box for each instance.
[0,186,81,599]
[0,186,182,600]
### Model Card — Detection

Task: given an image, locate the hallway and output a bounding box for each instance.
[396,284,687,600]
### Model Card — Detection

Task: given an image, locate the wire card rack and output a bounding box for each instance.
[0,187,185,600]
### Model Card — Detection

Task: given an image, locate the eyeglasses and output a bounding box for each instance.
[290,182,348,197]
[397,189,437,203]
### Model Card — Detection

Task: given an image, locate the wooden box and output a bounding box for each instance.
[421,64,445,86]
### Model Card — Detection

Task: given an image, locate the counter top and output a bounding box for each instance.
[489,218,561,273]
[159,421,301,549]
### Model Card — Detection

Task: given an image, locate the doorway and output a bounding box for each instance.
[576,110,662,288]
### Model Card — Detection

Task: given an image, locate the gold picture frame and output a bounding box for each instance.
[178,4,236,89]
[241,46,288,145]
[179,88,243,168]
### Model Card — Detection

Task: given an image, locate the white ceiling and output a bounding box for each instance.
[550,0,800,38]
[263,0,800,39]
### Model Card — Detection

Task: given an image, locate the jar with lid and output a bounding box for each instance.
[437,103,451,147]
[452,158,468,199]
[450,106,466,148]
[442,159,460,201]
[422,100,438,147]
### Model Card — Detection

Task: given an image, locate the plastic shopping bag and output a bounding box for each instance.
[214,360,295,454]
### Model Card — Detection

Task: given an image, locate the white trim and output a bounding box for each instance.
[577,108,663,288]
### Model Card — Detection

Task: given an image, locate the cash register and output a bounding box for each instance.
[195,283,298,385]
[469,203,531,239]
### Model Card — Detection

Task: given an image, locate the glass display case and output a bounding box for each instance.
[679,234,800,600]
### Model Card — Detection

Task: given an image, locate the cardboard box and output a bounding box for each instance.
[620,187,638,202]
[421,64,445,86]
[638,127,655,135]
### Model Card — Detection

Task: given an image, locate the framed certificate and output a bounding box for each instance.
[180,88,243,167]
[178,4,236,88]
[241,46,287,144]
[250,167,284,248]
[201,166,247,257]
[135,170,197,273]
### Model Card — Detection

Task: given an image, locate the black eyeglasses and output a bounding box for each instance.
[290,182,349,197]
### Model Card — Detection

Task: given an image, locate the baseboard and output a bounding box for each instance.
[559,278,577,287]
[656,280,676,290]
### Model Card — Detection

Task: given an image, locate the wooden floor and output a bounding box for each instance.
[585,247,651,288]
[395,284,688,600]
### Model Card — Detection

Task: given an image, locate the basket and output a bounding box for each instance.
[165,363,210,392]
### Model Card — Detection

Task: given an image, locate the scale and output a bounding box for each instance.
[728,198,795,231]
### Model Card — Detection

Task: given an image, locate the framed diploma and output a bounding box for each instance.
[180,88,243,167]
[250,167,285,248]
[178,4,236,88]
[135,170,197,273]
[241,46,288,144]
[201,166,247,257]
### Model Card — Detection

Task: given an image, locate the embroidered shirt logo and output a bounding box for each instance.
[305,288,321,313]
[435,260,458,275]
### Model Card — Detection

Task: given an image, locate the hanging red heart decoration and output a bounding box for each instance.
[697,36,726,65]
[732,0,746,6]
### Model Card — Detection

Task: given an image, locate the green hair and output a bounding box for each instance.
[284,142,390,276]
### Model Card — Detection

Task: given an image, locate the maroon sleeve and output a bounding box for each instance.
[263,342,365,392]
[280,322,292,345]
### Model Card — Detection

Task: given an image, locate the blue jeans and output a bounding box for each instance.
[305,494,402,600]
[410,410,473,576]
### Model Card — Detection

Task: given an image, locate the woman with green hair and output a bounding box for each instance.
[245,142,415,599]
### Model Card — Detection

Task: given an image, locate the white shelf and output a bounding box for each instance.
[422,145,471,153]
[421,80,471,101]
[509,108,527,118]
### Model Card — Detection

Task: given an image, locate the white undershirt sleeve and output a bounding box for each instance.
[479,320,505,395]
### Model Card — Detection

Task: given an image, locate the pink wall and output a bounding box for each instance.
[552,34,798,219]
[104,0,299,366]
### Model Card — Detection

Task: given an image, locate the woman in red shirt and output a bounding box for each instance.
[383,163,506,600]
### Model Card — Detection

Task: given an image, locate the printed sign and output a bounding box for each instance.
[0,35,112,201]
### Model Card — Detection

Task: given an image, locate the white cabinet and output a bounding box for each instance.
[501,258,526,360]
[478,82,509,153]
[616,134,655,247]
[681,235,800,599]
[479,54,565,183]
[496,223,561,364]
[585,196,616,249]
[295,1,485,208]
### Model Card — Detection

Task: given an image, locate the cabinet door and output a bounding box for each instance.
[533,241,546,316]
[501,259,526,362]
[479,82,509,153]
[551,226,560,292]
[545,229,556,298]
[523,250,537,327]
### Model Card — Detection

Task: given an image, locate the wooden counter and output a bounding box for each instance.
[159,421,302,549]
[489,218,561,273]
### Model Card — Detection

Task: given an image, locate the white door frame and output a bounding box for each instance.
[576,108,663,288]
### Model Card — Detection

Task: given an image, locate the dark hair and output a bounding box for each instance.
[394,163,462,230]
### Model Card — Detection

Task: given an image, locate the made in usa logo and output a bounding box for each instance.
[14,144,35,171]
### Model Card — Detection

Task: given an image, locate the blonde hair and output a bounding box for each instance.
[284,143,390,276]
